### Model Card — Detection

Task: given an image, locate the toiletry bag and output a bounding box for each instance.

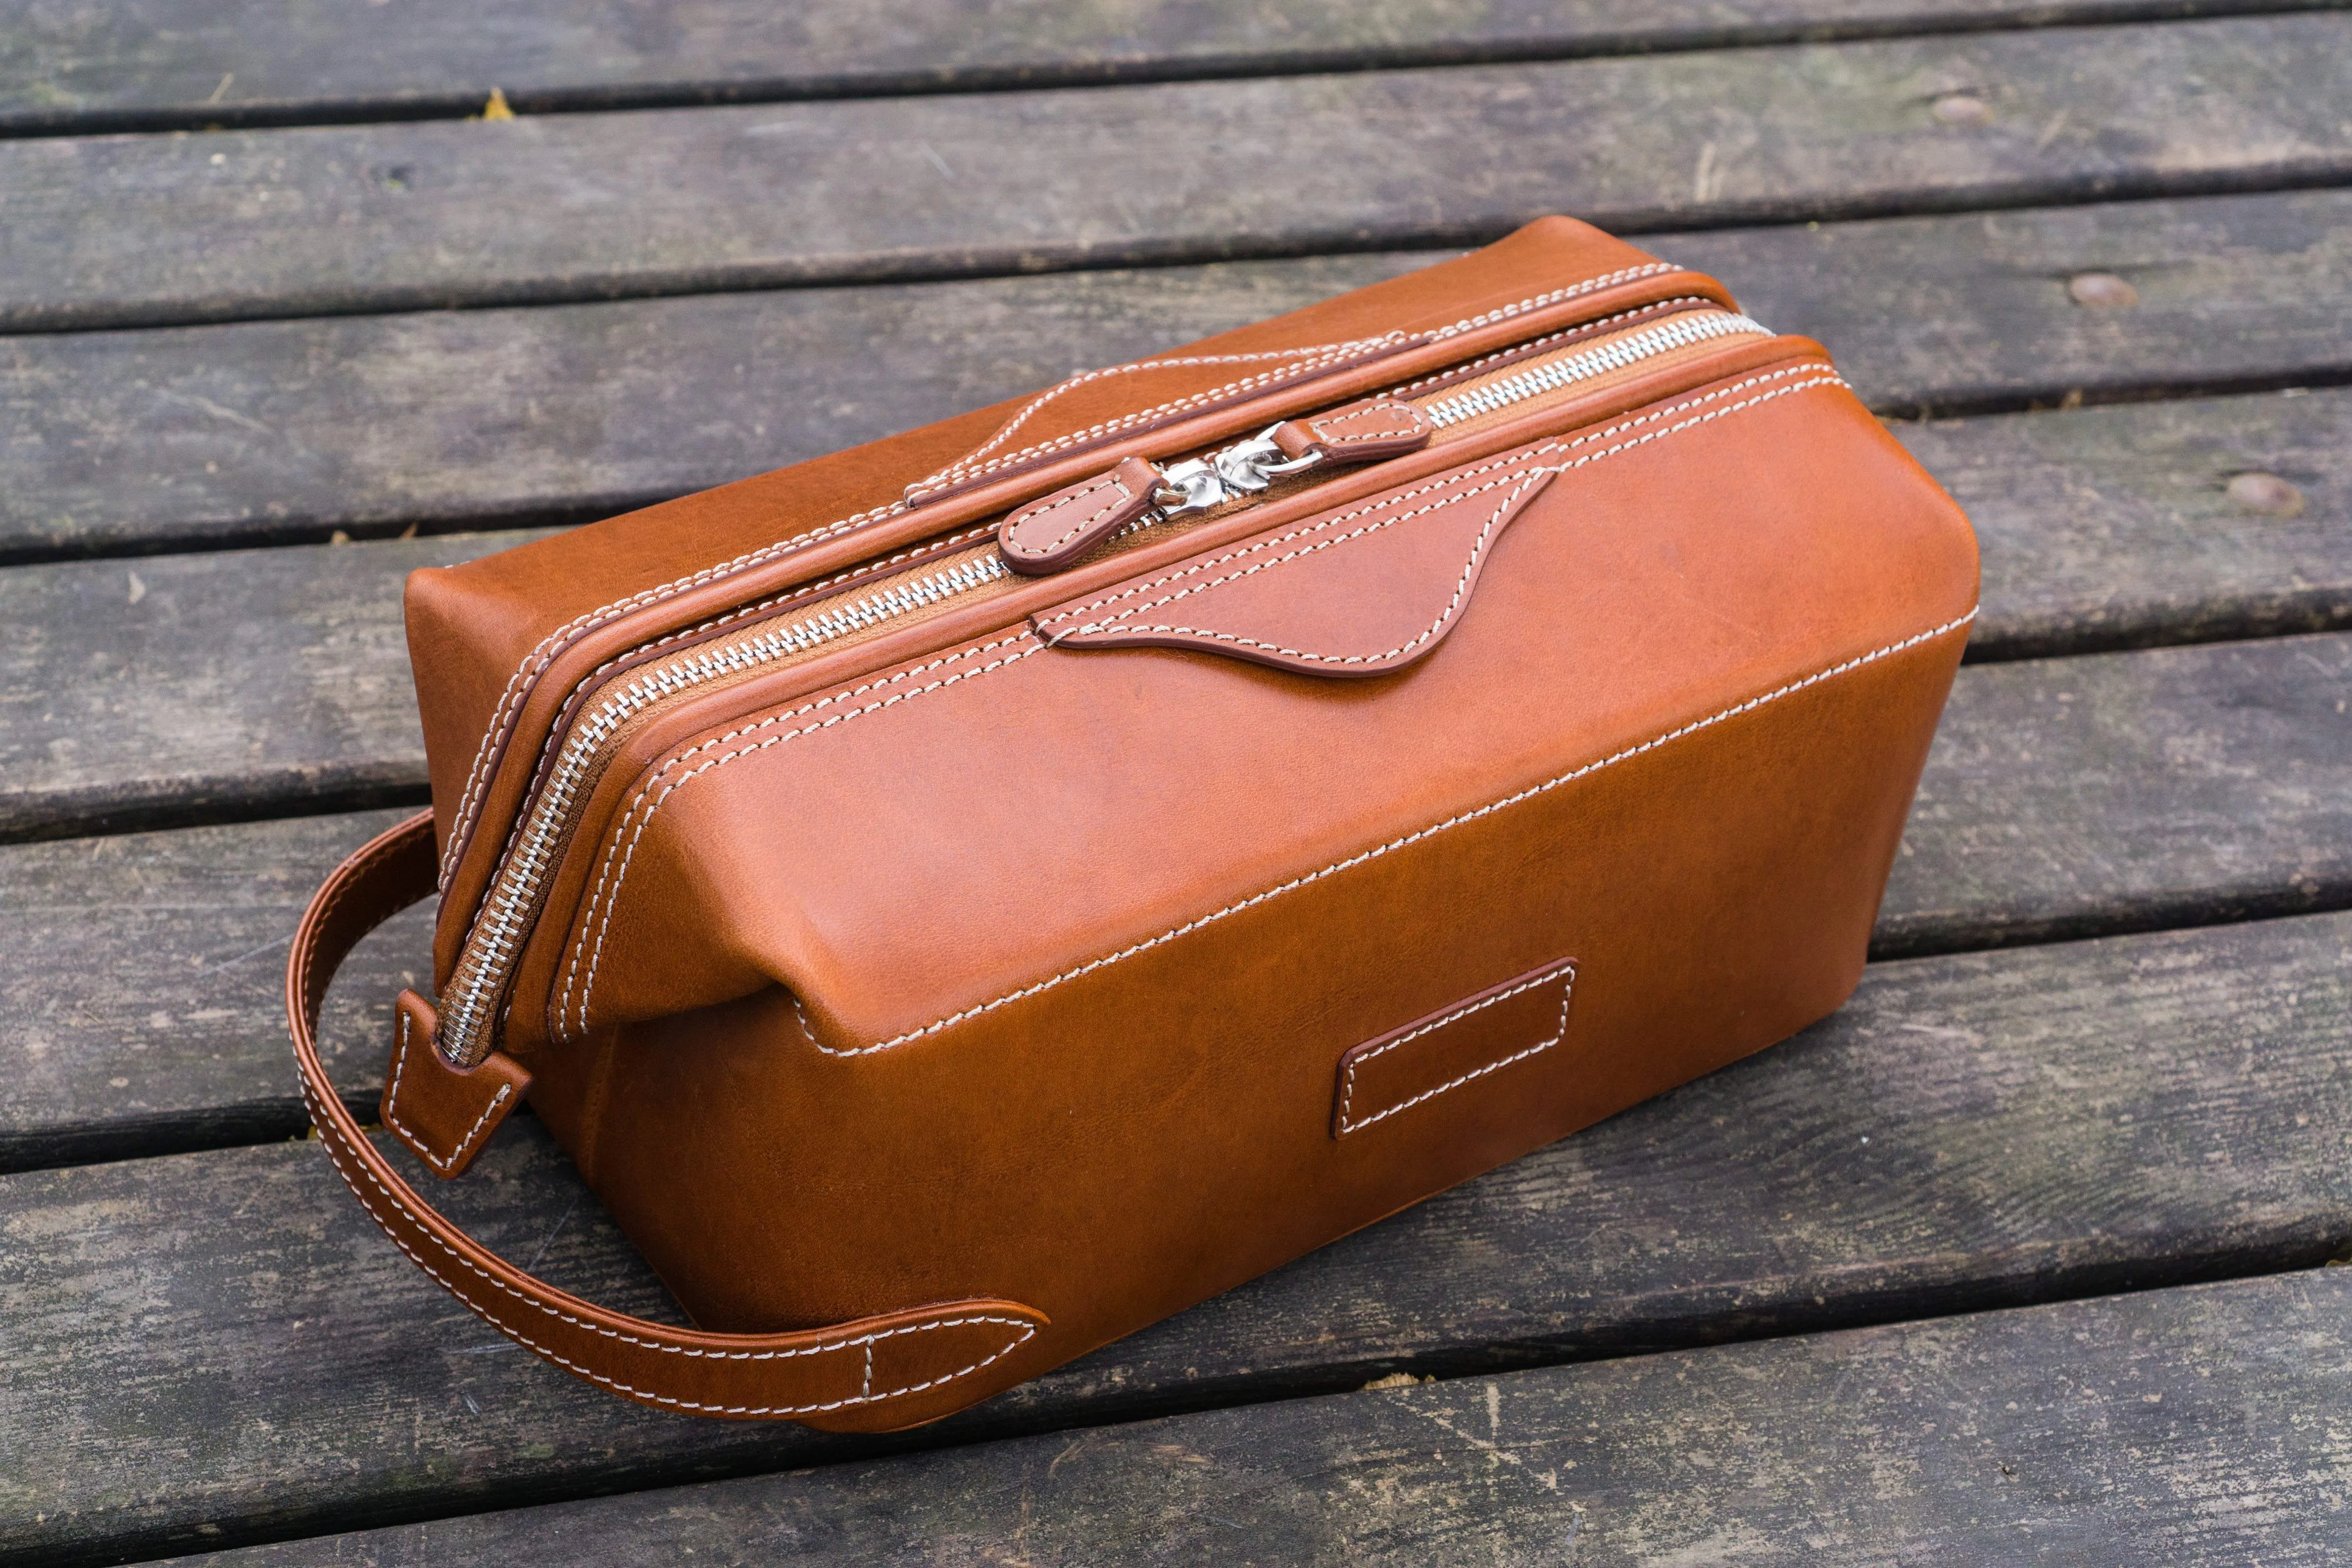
[288,215,1978,1430]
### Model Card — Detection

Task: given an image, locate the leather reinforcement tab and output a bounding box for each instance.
[998,456,1162,576]
[1334,958,1577,1136]
[1039,464,1558,679]
[381,989,531,1177]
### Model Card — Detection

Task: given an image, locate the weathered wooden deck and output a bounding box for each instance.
[2,3,2348,1562]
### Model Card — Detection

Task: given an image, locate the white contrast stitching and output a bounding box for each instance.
[383,1008,513,1172]
[560,635,1046,1038]
[467,522,1002,906]
[446,263,1688,886]
[1041,365,1841,635]
[437,499,909,890]
[1426,264,1682,342]
[1337,961,1576,1134]
[832,607,1976,1056]
[298,1080,1036,1415]
[565,364,1874,1041]
[906,262,1683,500]
[1003,474,1137,559]
[1309,403,1425,444]
[1061,466,1551,668]
[1379,297,1712,402]
[907,340,1404,501]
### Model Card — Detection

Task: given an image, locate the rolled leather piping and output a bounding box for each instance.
[285,810,1048,1429]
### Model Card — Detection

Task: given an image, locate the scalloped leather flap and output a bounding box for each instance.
[1035,465,1558,678]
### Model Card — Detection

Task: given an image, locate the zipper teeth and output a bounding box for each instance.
[1418,312,1769,429]
[436,306,1773,1063]
[436,550,1011,1059]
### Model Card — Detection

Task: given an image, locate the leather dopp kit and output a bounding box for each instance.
[288,217,1978,1429]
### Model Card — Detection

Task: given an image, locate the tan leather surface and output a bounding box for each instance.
[1333,957,1579,1137]
[1038,464,1557,676]
[1270,398,1435,464]
[574,627,1961,1376]
[413,218,1727,986]
[380,987,529,1177]
[288,813,1052,1430]
[998,455,1161,575]
[324,218,1981,1427]
[516,360,1970,1054]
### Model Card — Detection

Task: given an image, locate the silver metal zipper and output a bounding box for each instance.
[435,549,1011,1064]
[432,305,1776,1066]
[1418,311,1768,429]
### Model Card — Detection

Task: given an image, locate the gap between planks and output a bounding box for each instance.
[5,906,2348,1565]
[1,188,2344,564]
[2,15,2349,332]
[4,0,2343,139]
[2,629,2348,1171]
[157,1268,2352,1567]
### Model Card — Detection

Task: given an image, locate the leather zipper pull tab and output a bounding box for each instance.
[1267,398,1433,466]
[998,456,1162,576]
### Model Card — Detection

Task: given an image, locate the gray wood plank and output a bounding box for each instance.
[0,808,418,1171]
[5,460,2346,862]
[8,188,2347,562]
[1877,633,2352,956]
[1911,388,2352,661]
[6,630,2347,1168]
[8,907,2349,1564]
[6,0,2327,135]
[169,1269,2352,1568]
[0,531,549,842]
[5,15,2349,331]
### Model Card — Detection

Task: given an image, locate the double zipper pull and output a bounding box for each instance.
[998,456,1163,576]
[997,409,1428,578]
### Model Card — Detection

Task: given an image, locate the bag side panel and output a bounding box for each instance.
[578,626,1962,1419]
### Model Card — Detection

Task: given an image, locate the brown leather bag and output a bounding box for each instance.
[288,216,1977,1430]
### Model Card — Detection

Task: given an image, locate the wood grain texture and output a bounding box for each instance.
[0,808,418,1171]
[8,907,2349,1564]
[3,630,2346,1166]
[170,1269,2352,1567]
[4,0,2328,133]
[1916,388,2352,661]
[0,531,547,841]
[6,188,2347,562]
[4,14,2348,330]
[1878,632,2352,955]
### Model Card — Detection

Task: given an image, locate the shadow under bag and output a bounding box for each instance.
[288,215,1979,1429]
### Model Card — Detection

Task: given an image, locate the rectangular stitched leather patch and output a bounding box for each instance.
[1334,958,1578,1137]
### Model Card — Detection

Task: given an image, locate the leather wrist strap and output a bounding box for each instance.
[285,809,1048,1430]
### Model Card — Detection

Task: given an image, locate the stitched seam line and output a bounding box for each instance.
[383,1009,512,1172]
[570,365,1852,1038]
[297,1083,1035,1414]
[449,264,1687,882]
[293,818,423,1028]
[835,607,1976,1056]
[1004,475,1134,558]
[1310,405,1422,442]
[457,523,999,955]
[1037,365,1838,634]
[909,341,1404,498]
[1075,466,1549,666]
[1380,296,1711,400]
[438,533,1001,1058]
[438,500,909,889]
[909,261,1682,497]
[559,635,1045,1038]
[1339,963,1576,1134]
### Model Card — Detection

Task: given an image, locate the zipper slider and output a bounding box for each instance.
[1151,424,1326,521]
[997,402,1432,577]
